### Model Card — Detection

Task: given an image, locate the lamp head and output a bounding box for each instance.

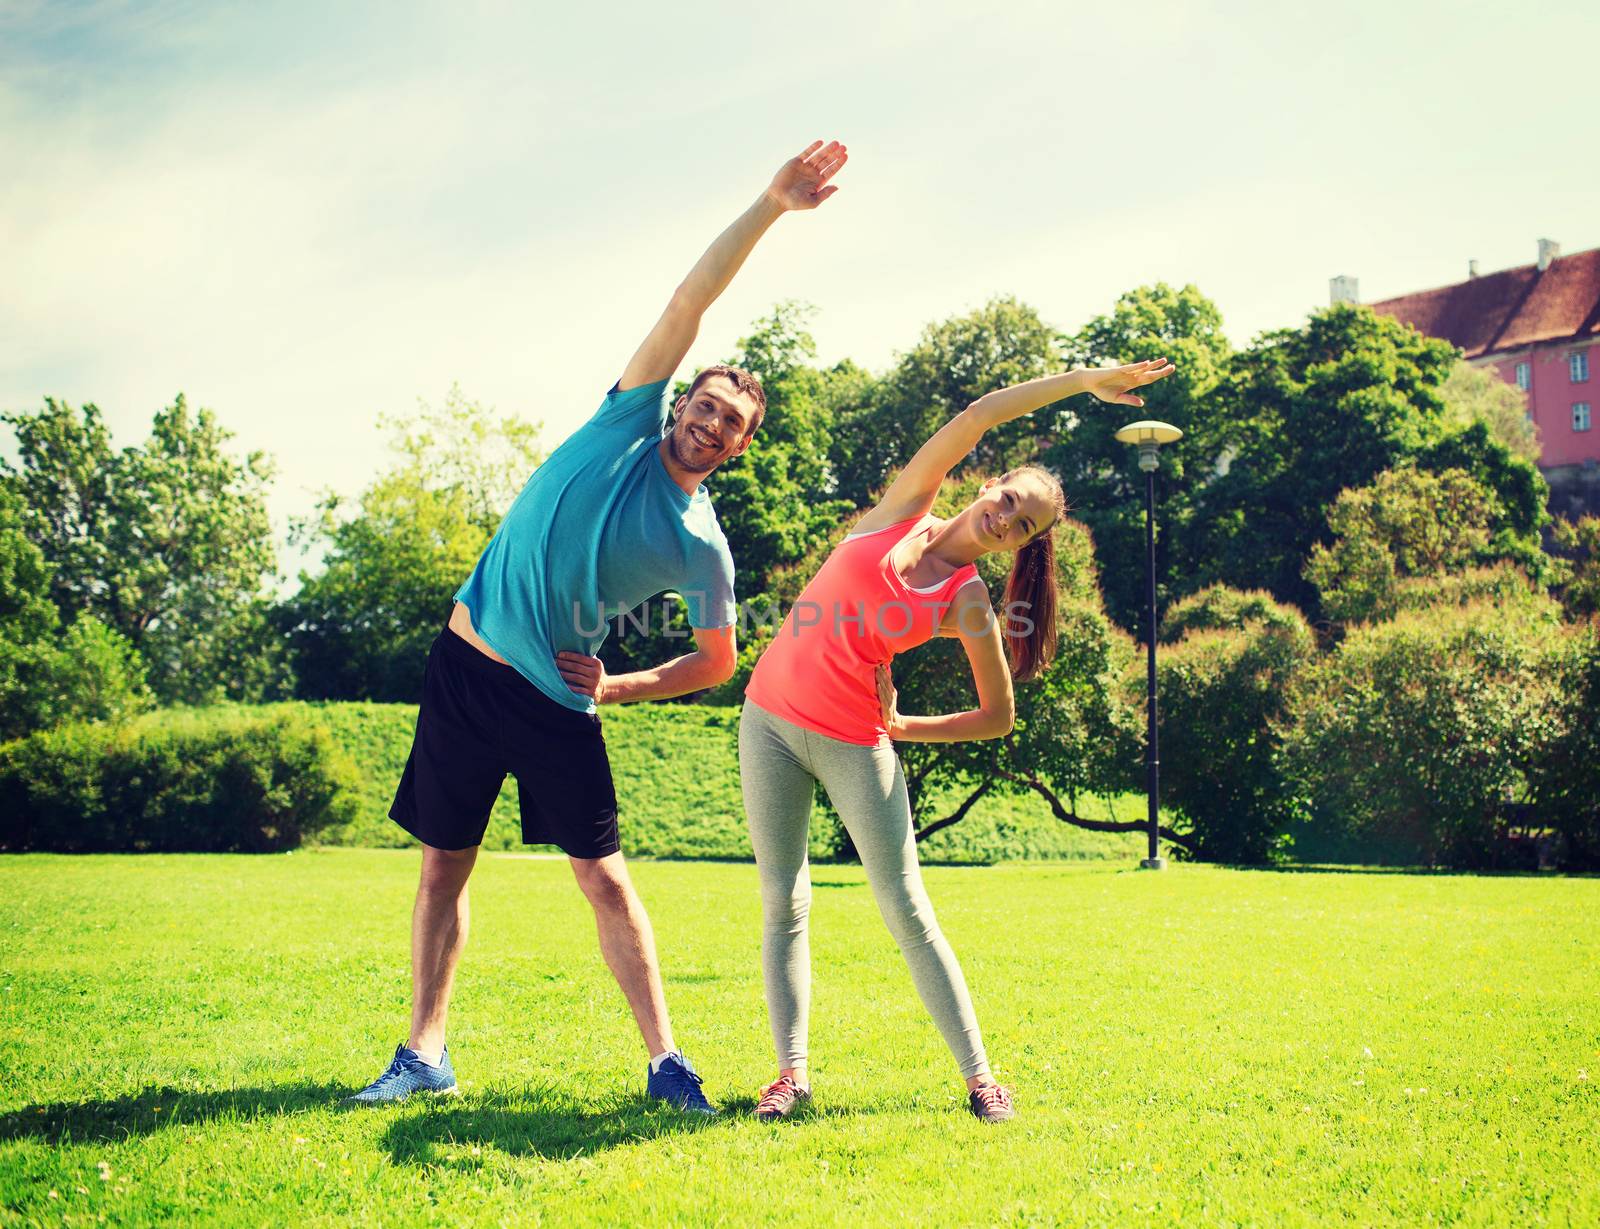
[1113,420,1183,472]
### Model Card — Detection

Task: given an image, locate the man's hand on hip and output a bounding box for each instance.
[556,651,609,703]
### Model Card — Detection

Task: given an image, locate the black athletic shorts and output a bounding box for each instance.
[389,624,620,858]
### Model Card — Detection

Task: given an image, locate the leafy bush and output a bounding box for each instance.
[1552,516,1600,620]
[1526,621,1600,870]
[1304,467,1546,626]
[1391,563,1551,618]
[1,613,152,741]
[0,707,358,852]
[1160,584,1308,642]
[37,615,153,728]
[1155,595,1316,863]
[1275,599,1576,868]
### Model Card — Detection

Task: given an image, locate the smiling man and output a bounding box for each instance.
[346,140,848,1111]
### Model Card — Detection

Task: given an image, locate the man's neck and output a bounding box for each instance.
[657,437,706,498]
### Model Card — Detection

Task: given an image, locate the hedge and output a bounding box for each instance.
[1276,598,1577,868]
[0,707,358,852]
[1156,605,1317,863]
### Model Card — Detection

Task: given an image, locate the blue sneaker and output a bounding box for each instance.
[646,1053,717,1114]
[343,1043,459,1105]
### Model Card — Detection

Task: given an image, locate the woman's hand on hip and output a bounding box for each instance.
[876,663,904,739]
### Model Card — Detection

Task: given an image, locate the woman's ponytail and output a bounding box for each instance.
[1003,531,1058,682]
[999,465,1066,682]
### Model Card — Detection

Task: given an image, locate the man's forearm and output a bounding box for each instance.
[602,650,730,704]
[673,193,786,315]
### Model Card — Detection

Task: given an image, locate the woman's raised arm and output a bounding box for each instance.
[852,358,1175,535]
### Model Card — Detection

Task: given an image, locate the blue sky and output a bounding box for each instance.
[3,0,1596,554]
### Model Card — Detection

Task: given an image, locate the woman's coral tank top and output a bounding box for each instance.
[745,514,983,747]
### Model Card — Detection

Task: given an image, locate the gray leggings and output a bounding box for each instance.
[738,699,988,1079]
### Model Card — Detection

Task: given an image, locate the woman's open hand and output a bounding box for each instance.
[1081,357,1177,408]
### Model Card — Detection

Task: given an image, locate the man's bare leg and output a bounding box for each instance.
[407,844,478,1063]
[569,852,675,1056]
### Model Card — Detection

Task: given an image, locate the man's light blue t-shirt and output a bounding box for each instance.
[455,378,736,713]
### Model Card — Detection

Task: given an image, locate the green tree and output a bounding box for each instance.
[286,475,492,702]
[284,392,538,701]
[1187,305,1518,617]
[380,384,545,533]
[0,483,68,740]
[830,296,1059,507]
[1304,467,1517,625]
[0,399,118,621]
[1440,360,1540,464]
[1414,420,1549,575]
[41,614,152,731]
[1044,283,1235,628]
[2,396,283,705]
[0,485,149,741]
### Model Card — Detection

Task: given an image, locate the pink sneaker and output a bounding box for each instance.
[967,1083,1015,1123]
[755,1075,811,1121]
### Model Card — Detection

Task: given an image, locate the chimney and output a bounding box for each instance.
[1538,238,1561,271]
[1468,259,1480,278]
[1329,274,1360,305]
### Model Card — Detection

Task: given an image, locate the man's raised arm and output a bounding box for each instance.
[617,139,848,392]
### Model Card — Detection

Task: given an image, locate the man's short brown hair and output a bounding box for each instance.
[685,365,767,437]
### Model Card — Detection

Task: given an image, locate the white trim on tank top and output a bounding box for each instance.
[843,515,986,596]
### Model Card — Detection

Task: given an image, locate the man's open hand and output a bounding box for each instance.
[765,139,848,211]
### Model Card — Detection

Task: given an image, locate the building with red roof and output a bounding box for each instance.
[1336,241,1600,516]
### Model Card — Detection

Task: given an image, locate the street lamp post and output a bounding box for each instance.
[1113,420,1183,871]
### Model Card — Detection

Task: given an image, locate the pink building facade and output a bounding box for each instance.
[1477,341,1597,469]
[1352,241,1600,516]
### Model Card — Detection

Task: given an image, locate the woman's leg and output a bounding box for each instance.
[814,738,990,1083]
[739,702,819,1080]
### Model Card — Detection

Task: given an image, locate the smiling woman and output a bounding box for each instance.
[737,355,1175,1122]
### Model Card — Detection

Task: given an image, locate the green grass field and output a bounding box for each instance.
[2,853,1595,1227]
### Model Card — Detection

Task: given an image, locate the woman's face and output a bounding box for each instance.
[962,473,1057,554]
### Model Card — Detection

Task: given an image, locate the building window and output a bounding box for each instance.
[1572,352,1591,383]
[1515,361,1531,390]
[1576,403,1593,432]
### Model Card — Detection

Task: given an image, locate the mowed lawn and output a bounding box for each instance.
[1,853,1595,1227]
